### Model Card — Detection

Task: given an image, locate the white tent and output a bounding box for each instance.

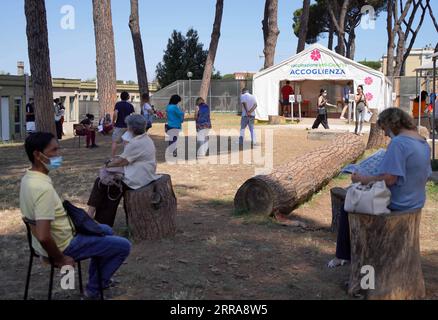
[253,44,393,121]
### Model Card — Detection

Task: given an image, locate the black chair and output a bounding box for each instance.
[73,124,87,148]
[22,218,104,300]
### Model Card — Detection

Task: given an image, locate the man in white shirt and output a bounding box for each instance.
[239,88,258,145]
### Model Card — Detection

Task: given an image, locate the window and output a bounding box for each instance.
[14,97,22,134]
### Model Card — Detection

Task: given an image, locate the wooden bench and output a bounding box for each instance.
[348,210,425,300]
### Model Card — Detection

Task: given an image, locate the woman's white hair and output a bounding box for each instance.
[125,114,146,135]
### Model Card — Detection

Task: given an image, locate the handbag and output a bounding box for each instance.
[344,181,391,215]
[364,109,373,122]
[98,167,125,201]
[63,200,105,236]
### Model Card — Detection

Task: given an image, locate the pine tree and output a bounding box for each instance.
[156,29,209,88]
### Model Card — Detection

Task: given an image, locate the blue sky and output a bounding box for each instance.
[0,0,436,81]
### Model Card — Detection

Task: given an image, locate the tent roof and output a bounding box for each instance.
[254,43,392,85]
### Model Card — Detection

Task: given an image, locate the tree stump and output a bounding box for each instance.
[234,133,366,216]
[269,115,286,125]
[330,187,347,233]
[124,174,177,241]
[366,109,390,150]
[348,210,425,300]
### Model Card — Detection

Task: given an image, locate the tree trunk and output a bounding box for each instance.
[328,20,335,51]
[296,0,310,54]
[24,0,56,135]
[366,109,390,150]
[390,0,415,77]
[92,0,117,117]
[327,0,350,56]
[129,0,149,97]
[199,0,224,101]
[234,133,366,216]
[346,27,356,60]
[348,210,425,300]
[386,0,395,76]
[262,0,280,69]
[124,174,177,241]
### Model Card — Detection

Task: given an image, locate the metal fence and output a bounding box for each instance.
[150,79,253,113]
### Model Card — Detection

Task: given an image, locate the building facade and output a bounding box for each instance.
[0,74,157,141]
[380,48,434,76]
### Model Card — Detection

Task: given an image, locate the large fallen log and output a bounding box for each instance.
[234,133,366,216]
[124,174,177,241]
[348,210,425,300]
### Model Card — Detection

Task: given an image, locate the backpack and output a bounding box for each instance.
[63,200,105,237]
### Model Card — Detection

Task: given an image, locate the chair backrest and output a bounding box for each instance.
[73,124,86,136]
[22,217,39,258]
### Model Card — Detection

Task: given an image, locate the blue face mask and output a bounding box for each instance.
[41,154,63,171]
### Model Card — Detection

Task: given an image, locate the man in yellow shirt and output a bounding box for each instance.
[20,132,131,299]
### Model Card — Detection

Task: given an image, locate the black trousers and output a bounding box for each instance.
[87,178,132,227]
[55,121,63,140]
[312,113,329,129]
[336,202,351,260]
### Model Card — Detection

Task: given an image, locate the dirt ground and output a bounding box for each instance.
[0,114,437,300]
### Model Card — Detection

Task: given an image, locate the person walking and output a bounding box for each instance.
[165,95,184,157]
[239,88,258,146]
[141,93,154,132]
[312,89,335,130]
[195,97,212,157]
[355,85,368,136]
[112,92,135,158]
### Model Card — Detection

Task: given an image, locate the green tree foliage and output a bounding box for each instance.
[359,60,382,70]
[156,28,220,88]
[293,0,329,44]
[293,0,386,46]
[222,74,235,80]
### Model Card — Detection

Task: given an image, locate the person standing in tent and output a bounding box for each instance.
[281,81,294,117]
[312,89,335,130]
[354,85,368,136]
[240,88,258,146]
[340,82,353,120]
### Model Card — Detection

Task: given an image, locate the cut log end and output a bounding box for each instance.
[124,174,177,241]
[234,178,274,216]
[348,210,425,300]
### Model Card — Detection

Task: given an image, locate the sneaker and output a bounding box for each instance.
[340,116,346,120]
[91,144,99,148]
[82,289,102,300]
[103,278,120,290]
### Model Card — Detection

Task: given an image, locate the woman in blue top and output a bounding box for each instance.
[195,97,212,157]
[328,108,432,268]
[166,95,184,157]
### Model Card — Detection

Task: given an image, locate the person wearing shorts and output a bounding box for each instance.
[112,92,135,157]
